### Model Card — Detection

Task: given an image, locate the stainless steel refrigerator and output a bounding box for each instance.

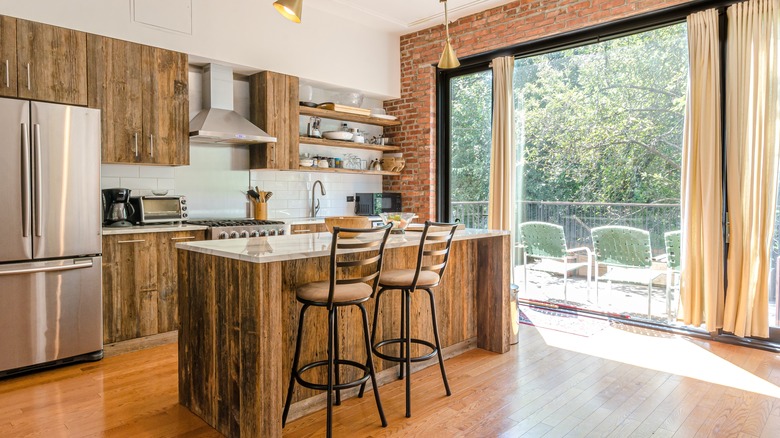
[0,97,103,376]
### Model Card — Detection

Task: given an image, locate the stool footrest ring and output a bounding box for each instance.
[294,359,370,392]
[372,338,438,363]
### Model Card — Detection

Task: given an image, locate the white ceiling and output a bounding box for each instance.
[308,0,514,34]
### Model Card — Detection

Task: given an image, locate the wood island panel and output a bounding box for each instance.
[178,234,509,437]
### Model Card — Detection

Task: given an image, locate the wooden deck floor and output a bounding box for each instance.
[1,323,779,437]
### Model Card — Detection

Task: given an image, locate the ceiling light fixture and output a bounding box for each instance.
[438,0,460,69]
[273,0,303,23]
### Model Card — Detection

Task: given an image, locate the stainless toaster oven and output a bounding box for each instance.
[128,196,188,224]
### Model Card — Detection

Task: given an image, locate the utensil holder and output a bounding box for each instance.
[254,203,267,221]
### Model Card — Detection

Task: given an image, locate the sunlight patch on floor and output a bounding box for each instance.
[532,324,780,399]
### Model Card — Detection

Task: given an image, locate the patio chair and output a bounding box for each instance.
[591,226,664,318]
[519,222,592,303]
[663,231,682,322]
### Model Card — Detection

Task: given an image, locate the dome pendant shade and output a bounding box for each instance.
[274,0,303,23]
[438,41,460,69]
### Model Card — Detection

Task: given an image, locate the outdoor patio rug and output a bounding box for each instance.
[518,302,608,337]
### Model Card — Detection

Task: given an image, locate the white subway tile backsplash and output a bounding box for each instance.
[101,164,140,178]
[157,178,176,190]
[101,177,121,188]
[119,177,158,190]
[139,166,176,179]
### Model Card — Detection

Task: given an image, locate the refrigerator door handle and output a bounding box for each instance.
[0,259,93,276]
[21,123,30,238]
[33,123,42,238]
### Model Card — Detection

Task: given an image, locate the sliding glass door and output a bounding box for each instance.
[514,24,689,324]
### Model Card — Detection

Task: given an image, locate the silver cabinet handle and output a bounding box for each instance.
[0,259,93,276]
[149,135,154,158]
[171,236,196,241]
[21,123,30,238]
[118,239,145,244]
[4,60,8,88]
[33,124,42,238]
[134,132,138,157]
[25,62,30,90]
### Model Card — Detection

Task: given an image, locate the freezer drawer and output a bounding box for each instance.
[0,257,102,374]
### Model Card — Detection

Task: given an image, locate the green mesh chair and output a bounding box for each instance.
[663,231,682,322]
[519,222,592,303]
[591,226,663,318]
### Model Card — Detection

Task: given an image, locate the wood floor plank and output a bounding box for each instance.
[1,324,779,437]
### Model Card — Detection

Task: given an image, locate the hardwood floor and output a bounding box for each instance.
[1,323,779,437]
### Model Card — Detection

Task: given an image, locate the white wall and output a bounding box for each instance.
[101,67,384,220]
[0,0,400,98]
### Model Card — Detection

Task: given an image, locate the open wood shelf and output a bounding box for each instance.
[299,106,402,127]
[293,166,400,176]
[299,136,400,152]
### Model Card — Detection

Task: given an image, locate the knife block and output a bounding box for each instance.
[254,203,267,221]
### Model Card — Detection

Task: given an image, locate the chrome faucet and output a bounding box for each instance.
[311,180,326,218]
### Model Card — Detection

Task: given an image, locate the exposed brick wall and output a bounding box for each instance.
[383,0,690,221]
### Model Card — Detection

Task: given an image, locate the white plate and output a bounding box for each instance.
[372,114,397,121]
[322,131,354,141]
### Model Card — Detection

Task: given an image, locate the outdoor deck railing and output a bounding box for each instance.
[451,200,681,255]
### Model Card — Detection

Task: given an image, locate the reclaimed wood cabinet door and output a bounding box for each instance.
[102,234,159,344]
[0,16,17,98]
[290,223,328,234]
[87,35,143,163]
[249,71,299,169]
[156,230,205,333]
[143,46,189,165]
[16,19,87,105]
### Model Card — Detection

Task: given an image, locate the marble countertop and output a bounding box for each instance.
[176,228,508,264]
[103,224,209,235]
[285,216,381,225]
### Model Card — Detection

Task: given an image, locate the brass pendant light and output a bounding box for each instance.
[274,0,303,23]
[438,0,460,69]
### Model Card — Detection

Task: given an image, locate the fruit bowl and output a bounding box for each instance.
[379,212,417,233]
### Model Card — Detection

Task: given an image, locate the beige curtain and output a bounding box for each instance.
[681,9,724,333]
[488,56,515,231]
[724,0,780,339]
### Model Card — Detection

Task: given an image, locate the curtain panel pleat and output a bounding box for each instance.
[681,9,725,333]
[723,0,780,339]
[488,56,516,231]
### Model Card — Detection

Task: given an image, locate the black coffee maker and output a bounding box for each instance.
[102,188,135,227]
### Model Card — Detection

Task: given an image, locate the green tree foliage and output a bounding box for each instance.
[448,24,688,205]
[449,70,492,202]
[517,23,687,203]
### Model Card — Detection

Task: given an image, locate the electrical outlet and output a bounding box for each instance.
[346,196,355,202]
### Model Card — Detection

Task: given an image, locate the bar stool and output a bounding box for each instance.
[282,223,392,437]
[364,221,459,418]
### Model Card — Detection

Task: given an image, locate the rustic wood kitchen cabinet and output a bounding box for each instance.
[16,19,87,105]
[0,16,17,98]
[290,223,328,234]
[249,71,299,170]
[102,230,205,344]
[88,35,189,165]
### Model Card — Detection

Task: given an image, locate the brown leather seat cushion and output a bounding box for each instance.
[296,281,373,303]
[380,269,440,287]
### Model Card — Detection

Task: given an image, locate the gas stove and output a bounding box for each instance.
[187,219,287,240]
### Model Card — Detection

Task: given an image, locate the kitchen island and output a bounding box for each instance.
[176,229,511,437]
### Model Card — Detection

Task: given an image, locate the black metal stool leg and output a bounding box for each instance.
[426,288,451,396]
[399,288,405,380]
[283,304,308,426]
[405,289,412,418]
[334,307,341,406]
[359,303,388,427]
[360,287,386,398]
[326,307,335,438]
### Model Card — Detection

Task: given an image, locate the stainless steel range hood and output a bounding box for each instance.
[189,64,277,145]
